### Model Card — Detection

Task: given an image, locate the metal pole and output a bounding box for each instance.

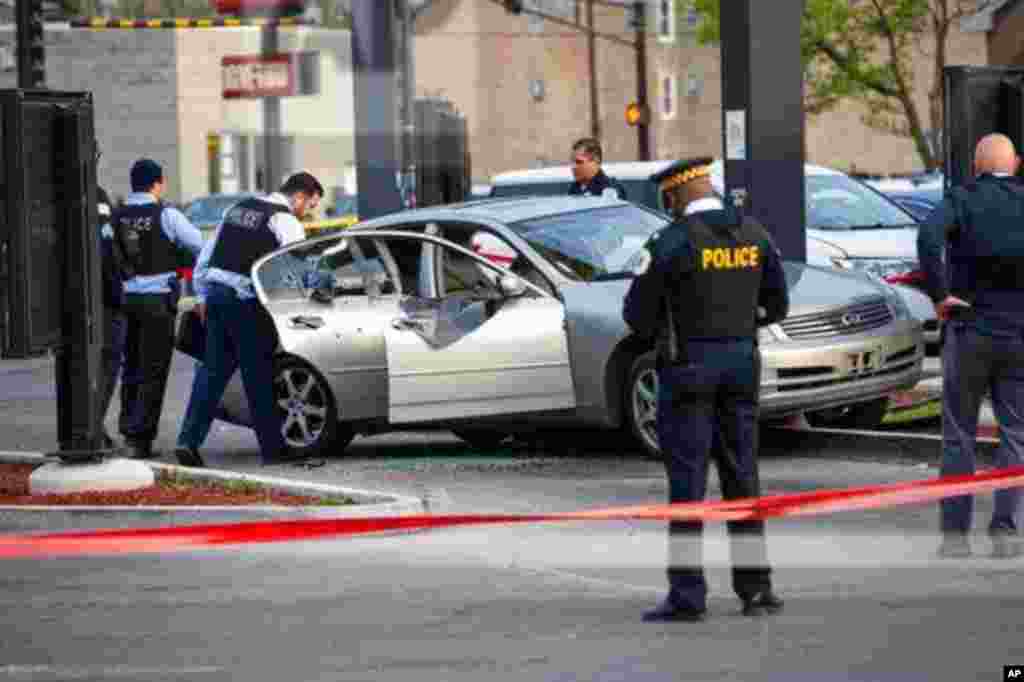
[398,0,416,208]
[634,0,650,161]
[262,24,281,192]
[586,0,600,139]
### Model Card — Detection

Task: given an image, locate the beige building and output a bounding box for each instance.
[413,0,989,183]
[0,23,357,205]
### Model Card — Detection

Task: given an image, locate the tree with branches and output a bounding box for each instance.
[692,0,996,170]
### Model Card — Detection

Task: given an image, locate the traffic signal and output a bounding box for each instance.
[16,0,45,88]
[212,0,306,17]
[502,0,524,14]
[625,102,649,126]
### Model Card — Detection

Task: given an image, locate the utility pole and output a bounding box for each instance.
[262,22,281,191]
[586,0,599,139]
[633,0,650,160]
[397,0,416,209]
[16,0,46,89]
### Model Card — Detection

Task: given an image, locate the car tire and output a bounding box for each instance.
[274,355,354,457]
[452,428,510,450]
[805,396,890,430]
[625,351,662,459]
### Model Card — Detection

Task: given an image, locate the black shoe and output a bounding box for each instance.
[642,599,707,623]
[936,535,972,559]
[990,529,1023,559]
[126,442,158,460]
[174,446,205,468]
[741,591,784,617]
[101,431,117,450]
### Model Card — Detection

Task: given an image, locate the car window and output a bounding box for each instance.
[490,178,665,213]
[806,175,916,230]
[255,238,339,302]
[254,236,397,302]
[509,205,668,281]
[184,195,251,225]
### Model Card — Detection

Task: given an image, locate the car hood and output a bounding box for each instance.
[589,261,895,319]
[808,227,918,259]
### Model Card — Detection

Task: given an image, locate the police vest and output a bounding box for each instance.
[112,203,178,279]
[208,197,290,277]
[670,214,767,340]
[948,178,1024,297]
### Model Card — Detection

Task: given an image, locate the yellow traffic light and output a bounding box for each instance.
[625,102,649,126]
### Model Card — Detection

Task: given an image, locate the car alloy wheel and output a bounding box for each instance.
[627,351,662,458]
[273,356,351,457]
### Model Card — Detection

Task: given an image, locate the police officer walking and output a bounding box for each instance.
[623,157,789,622]
[567,137,628,200]
[174,171,324,467]
[96,186,127,450]
[112,159,204,460]
[917,133,1024,560]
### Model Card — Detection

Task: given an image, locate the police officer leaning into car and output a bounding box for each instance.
[623,157,789,622]
[567,137,628,200]
[174,171,324,468]
[917,133,1024,560]
[112,159,204,460]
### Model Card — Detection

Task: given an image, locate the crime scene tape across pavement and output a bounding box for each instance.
[2,466,1024,559]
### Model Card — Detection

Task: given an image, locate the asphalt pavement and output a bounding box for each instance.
[0,351,1021,681]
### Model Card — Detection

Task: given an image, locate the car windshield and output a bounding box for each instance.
[509,205,668,281]
[185,195,251,224]
[807,175,917,230]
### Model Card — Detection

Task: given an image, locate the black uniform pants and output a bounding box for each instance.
[657,339,772,611]
[98,306,126,438]
[119,293,176,446]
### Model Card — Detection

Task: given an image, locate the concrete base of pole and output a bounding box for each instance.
[29,458,155,495]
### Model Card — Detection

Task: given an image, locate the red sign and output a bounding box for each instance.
[222,54,296,99]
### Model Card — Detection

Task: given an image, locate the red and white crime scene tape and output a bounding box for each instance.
[2,466,1024,559]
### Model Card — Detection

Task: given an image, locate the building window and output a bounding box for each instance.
[685,4,699,30]
[686,69,702,98]
[657,0,675,44]
[660,73,677,120]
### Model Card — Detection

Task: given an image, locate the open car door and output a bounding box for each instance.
[374,230,576,424]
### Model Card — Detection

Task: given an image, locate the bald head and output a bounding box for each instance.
[974,133,1020,176]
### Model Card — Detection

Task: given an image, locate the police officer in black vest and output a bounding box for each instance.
[567,137,628,200]
[917,133,1024,560]
[175,171,324,467]
[623,157,789,622]
[112,159,204,460]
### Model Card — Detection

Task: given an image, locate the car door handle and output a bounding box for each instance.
[290,315,324,329]
[391,317,425,331]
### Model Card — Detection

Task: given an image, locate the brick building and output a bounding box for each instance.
[413,0,989,183]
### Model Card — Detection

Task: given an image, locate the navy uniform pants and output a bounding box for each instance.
[177,283,286,463]
[119,292,176,446]
[941,318,1024,535]
[657,338,772,611]
[98,306,126,441]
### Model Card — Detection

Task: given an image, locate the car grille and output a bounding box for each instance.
[779,297,893,340]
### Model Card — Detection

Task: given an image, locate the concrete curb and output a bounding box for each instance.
[0,451,427,533]
[762,425,998,465]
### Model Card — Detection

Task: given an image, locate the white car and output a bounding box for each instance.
[490,159,941,347]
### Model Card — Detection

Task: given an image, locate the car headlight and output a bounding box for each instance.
[831,257,920,281]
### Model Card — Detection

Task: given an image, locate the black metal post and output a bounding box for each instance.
[720,0,806,262]
[16,0,46,89]
[262,24,281,192]
[351,0,403,219]
[397,0,416,208]
[586,0,600,139]
[634,0,650,161]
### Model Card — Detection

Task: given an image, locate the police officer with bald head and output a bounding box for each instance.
[623,157,789,622]
[917,132,1024,560]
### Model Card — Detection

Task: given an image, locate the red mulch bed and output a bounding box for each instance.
[0,462,333,506]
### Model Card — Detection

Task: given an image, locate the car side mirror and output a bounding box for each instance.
[498,274,527,298]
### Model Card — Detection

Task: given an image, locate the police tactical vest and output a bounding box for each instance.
[112,203,178,279]
[208,196,290,277]
[671,214,767,340]
[948,179,1024,296]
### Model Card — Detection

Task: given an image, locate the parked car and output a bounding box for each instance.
[182,192,257,236]
[490,159,942,349]
[177,196,924,458]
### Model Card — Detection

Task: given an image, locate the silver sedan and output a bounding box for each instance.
[185,196,924,458]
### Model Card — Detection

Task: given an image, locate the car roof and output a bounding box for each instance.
[490,158,843,184]
[353,195,640,230]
